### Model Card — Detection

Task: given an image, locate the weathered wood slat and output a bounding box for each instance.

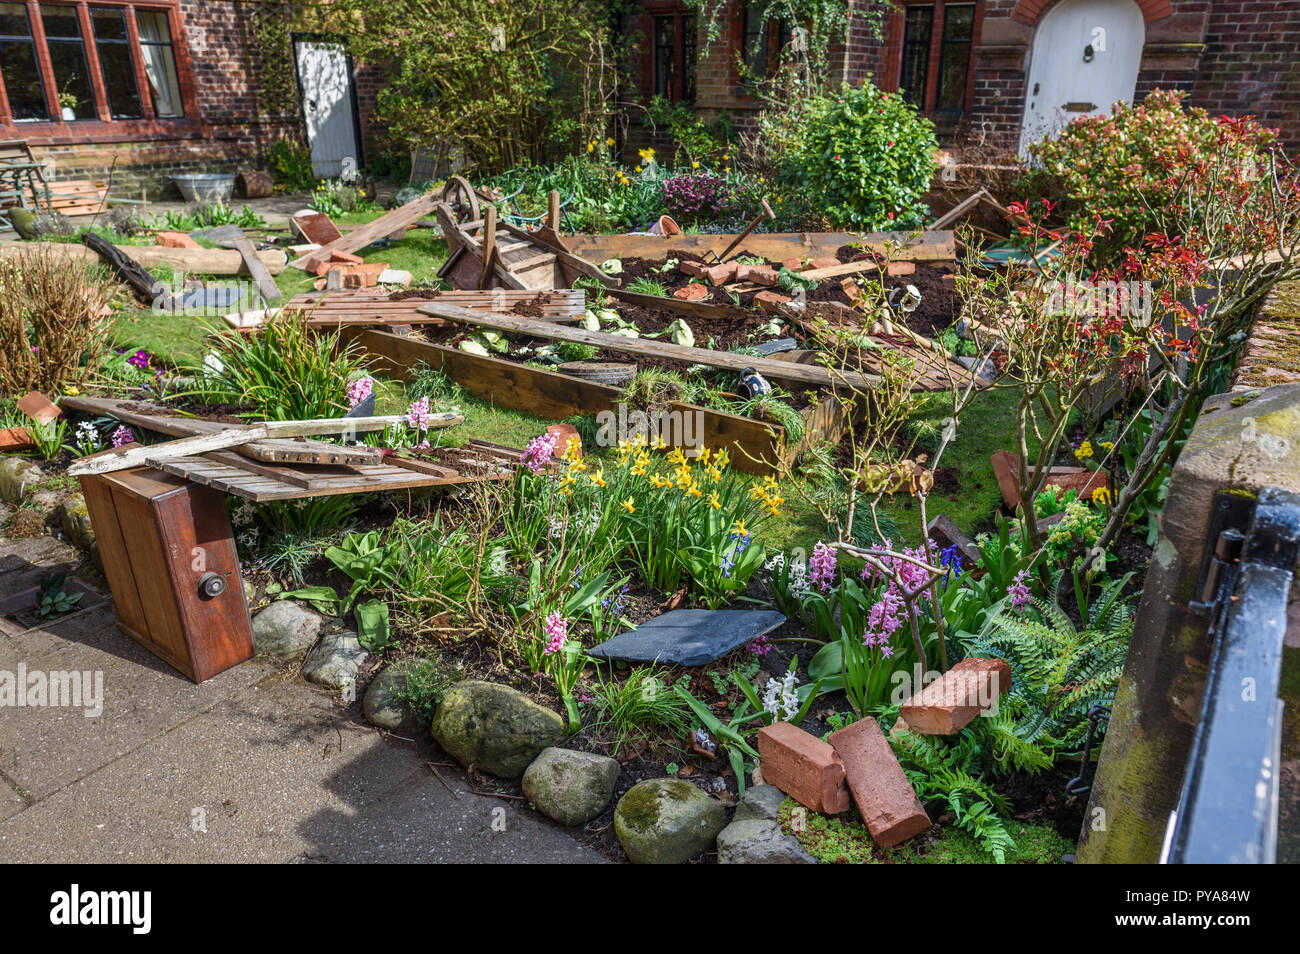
[291,191,443,271]
[563,230,956,263]
[417,300,880,392]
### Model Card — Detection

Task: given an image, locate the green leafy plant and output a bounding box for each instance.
[586,666,690,757]
[37,573,83,617]
[393,653,460,727]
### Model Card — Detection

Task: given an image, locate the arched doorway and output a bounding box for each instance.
[1018,0,1146,156]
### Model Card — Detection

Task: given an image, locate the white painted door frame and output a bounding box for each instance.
[1019,0,1146,157]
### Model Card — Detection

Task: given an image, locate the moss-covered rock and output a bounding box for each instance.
[0,458,42,505]
[430,681,564,779]
[614,778,726,864]
[363,664,420,734]
[522,747,619,827]
[58,494,94,550]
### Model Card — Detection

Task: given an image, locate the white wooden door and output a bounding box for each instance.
[1019,0,1146,156]
[294,39,360,178]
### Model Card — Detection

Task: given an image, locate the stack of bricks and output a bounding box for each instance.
[756,654,1011,849]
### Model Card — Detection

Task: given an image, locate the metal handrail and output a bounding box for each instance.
[1163,487,1300,863]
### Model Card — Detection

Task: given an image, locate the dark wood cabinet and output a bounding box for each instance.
[80,467,255,682]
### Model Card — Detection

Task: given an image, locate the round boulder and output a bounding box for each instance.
[522,747,619,827]
[716,818,816,864]
[301,631,367,690]
[363,664,420,734]
[430,681,564,779]
[252,601,323,657]
[614,778,727,864]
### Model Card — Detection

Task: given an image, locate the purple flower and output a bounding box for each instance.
[406,396,431,432]
[110,425,135,447]
[809,542,837,592]
[1008,569,1032,614]
[345,376,373,409]
[746,634,772,656]
[521,431,558,473]
[127,350,151,370]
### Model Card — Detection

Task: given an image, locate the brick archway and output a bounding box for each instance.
[1011,0,1172,26]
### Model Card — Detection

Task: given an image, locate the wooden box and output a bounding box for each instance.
[80,468,255,683]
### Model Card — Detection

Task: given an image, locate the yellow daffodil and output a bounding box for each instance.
[589,464,606,488]
[606,137,615,147]
[766,502,782,517]
[714,448,730,470]
[691,161,700,169]
[652,434,666,449]
[1074,441,1093,461]
[707,491,722,510]
[685,482,702,499]
[697,446,712,464]
[621,497,636,514]
[635,166,643,173]
[667,447,687,466]
[631,462,647,477]
[749,485,766,500]
[587,141,595,153]
[732,520,749,538]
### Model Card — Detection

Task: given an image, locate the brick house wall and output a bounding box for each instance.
[625,0,1300,159]
[0,0,378,198]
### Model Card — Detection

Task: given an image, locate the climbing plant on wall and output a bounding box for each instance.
[246,0,300,119]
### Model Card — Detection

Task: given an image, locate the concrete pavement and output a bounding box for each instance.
[0,529,603,863]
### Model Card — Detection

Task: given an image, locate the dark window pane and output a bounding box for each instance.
[936,3,974,113]
[0,0,33,36]
[654,17,675,98]
[90,6,125,39]
[0,40,47,120]
[90,7,140,118]
[899,6,933,107]
[742,4,768,77]
[40,3,80,36]
[943,3,974,41]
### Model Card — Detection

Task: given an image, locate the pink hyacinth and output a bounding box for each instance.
[521,431,558,474]
[543,612,568,655]
[345,376,373,409]
[406,396,431,432]
[110,425,135,447]
[809,542,837,592]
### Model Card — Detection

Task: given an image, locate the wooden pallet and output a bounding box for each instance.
[151,440,525,501]
[43,179,109,217]
[277,287,586,327]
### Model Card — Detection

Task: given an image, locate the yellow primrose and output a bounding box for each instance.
[587,142,595,153]
[1099,441,1114,451]
[606,137,615,147]
[691,161,700,169]
[1091,486,1112,506]
[1074,441,1093,461]
[621,497,636,514]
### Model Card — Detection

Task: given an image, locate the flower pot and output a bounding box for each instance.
[61,107,76,121]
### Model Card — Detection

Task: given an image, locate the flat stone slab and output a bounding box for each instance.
[586,609,785,666]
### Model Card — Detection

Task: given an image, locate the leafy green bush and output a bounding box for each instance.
[267,137,316,192]
[775,81,938,230]
[1019,89,1278,265]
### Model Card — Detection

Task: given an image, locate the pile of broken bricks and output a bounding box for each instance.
[755,655,1011,849]
[289,212,412,290]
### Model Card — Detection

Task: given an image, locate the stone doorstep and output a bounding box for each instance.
[756,722,850,814]
[828,717,931,848]
[898,657,1012,735]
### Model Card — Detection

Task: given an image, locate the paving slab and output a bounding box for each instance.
[587,608,785,666]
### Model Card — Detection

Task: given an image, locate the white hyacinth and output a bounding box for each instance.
[762,671,800,723]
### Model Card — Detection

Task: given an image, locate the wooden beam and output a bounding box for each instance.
[291,191,442,271]
[416,301,880,392]
[226,237,282,301]
[561,230,956,263]
[339,328,789,474]
[2,240,287,276]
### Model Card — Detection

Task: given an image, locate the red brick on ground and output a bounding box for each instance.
[754,291,792,314]
[886,261,916,276]
[829,717,931,847]
[673,283,709,302]
[0,427,33,452]
[898,657,1013,735]
[341,262,390,289]
[739,264,778,285]
[156,231,200,249]
[809,256,839,270]
[781,257,804,271]
[309,249,365,277]
[678,260,707,278]
[756,722,850,814]
[703,261,738,285]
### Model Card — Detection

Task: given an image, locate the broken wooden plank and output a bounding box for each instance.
[292,191,442,272]
[416,300,880,392]
[82,231,169,308]
[338,327,790,474]
[58,396,384,466]
[225,237,283,302]
[562,230,956,264]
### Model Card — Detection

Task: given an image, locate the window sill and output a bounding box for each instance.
[0,117,198,144]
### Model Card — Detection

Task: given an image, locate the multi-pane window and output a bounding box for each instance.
[0,2,184,124]
[91,7,142,118]
[42,4,96,120]
[741,2,791,83]
[894,1,979,119]
[652,12,696,102]
[0,3,46,120]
